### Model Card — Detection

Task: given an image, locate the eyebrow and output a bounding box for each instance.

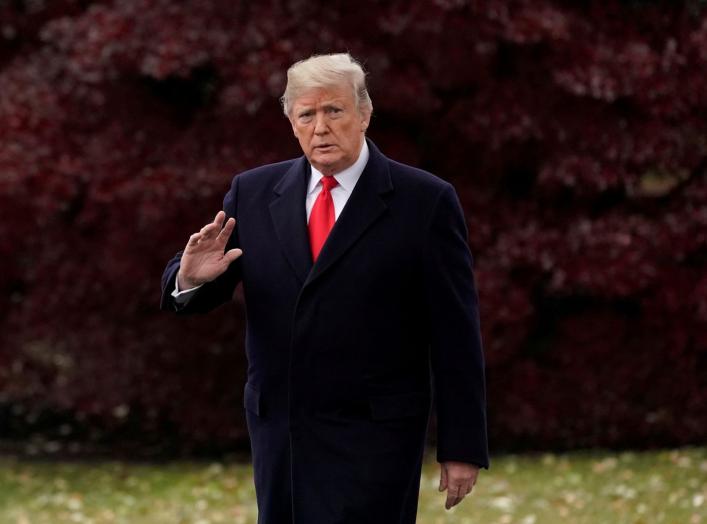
[297,99,345,109]
[296,102,344,117]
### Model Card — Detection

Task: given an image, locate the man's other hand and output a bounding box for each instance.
[439,461,480,510]
[177,211,242,289]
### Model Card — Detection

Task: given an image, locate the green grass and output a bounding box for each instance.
[0,448,705,523]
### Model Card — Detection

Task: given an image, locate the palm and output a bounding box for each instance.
[178,211,242,289]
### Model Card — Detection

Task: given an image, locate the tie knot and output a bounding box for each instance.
[320,176,338,191]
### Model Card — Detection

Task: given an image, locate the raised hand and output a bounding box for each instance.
[177,211,243,290]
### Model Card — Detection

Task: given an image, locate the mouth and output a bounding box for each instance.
[314,144,335,151]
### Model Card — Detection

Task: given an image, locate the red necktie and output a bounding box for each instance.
[308,175,338,261]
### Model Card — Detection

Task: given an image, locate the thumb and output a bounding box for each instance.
[224,248,243,264]
[439,464,448,492]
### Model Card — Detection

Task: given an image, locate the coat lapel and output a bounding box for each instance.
[304,140,394,289]
[269,156,313,284]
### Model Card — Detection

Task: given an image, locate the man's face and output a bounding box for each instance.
[289,85,371,176]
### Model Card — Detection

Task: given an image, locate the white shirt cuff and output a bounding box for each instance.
[171,276,203,304]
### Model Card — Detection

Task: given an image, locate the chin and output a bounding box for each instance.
[312,156,342,171]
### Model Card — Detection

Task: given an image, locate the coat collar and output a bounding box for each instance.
[269,155,312,284]
[269,138,394,287]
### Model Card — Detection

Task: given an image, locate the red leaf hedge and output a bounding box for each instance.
[1,0,706,454]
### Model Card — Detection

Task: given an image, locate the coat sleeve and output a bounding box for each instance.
[160,175,243,315]
[423,182,489,469]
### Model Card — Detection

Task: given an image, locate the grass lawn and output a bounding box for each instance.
[0,448,705,523]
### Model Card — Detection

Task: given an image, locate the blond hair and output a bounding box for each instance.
[281,53,373,117]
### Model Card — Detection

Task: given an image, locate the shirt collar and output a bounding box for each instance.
[307,140,370,195]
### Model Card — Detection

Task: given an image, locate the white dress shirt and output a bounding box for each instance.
[172,140,369,302]
[305,140,369,221]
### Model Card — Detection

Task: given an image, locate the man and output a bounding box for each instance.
[161,53,488,523]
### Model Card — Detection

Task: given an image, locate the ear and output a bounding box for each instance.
[360,109,371,132]
[289,117,299,138]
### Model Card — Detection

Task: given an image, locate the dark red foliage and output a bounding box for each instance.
[1,0,706,454]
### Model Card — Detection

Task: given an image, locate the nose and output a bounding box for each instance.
[314,112,328,135]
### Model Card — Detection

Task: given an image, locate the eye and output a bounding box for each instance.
[298,110,314,122]
[327,107,343,116]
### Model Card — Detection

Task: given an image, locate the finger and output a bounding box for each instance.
[456,481,470,498]
[217,217,236,243]
[201,212,226,238]
[445,486,461,510]
[224,248,243,264]
[200,222,220,239]
[187,233,201,247]
[439,465,448,492]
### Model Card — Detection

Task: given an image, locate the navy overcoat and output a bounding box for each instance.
[161,139,489,523]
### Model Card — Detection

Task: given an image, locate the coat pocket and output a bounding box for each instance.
[243,382,262,416]
[368,392,430,421]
